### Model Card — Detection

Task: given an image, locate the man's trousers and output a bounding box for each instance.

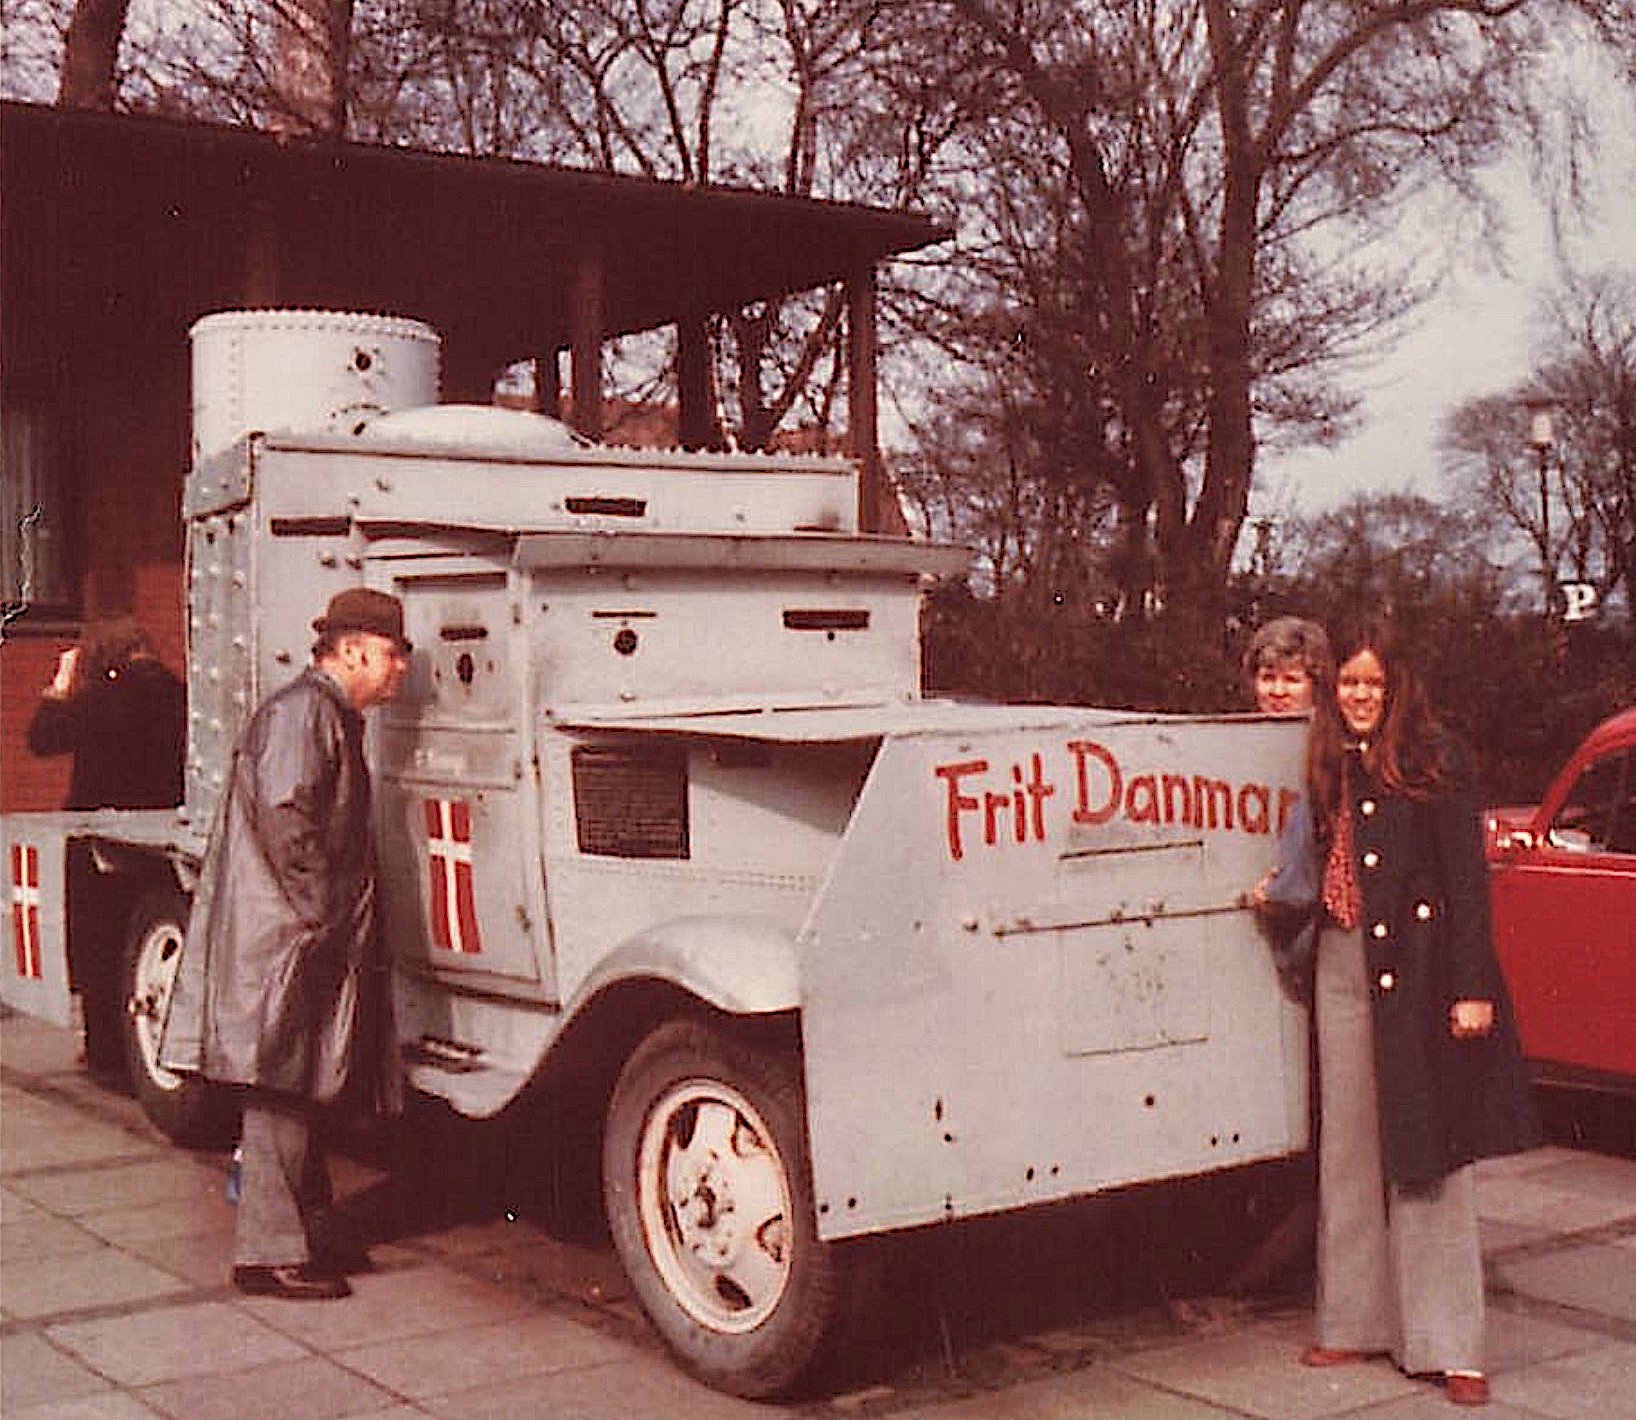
[233,1094,332,1268]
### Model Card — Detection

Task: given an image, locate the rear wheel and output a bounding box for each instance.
[603,1018,843,1399]
[123,885,235,1147]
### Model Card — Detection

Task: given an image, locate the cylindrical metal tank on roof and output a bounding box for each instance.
[190,309,441,463]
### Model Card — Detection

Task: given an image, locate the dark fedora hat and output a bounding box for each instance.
[312,588,412,653]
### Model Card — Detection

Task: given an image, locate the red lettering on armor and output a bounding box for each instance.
[1126,774,1160,824]
[934,738,1293,860]
[1067,739,1120,824]
[1238,783,1272,834]
[984,789,1011,847]
[1193,776,1233,830]
[1022,752,1055,840]
[1161,773,1193,825]
[935,759,988,861]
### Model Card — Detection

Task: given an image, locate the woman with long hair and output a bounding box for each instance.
[1296,616,1539,1407]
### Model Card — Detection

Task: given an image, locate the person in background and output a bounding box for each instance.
[1244,615,1332,715]
[1295,616,1539,1407]
[1221,617,1331,1297]
[161,588,409,1301]
[27,616,185,1081]
[1247,615,1331,990]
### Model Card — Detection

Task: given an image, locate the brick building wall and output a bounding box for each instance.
[2,635,74,810]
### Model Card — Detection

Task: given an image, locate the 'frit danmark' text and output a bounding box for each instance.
[933,739,1299,862]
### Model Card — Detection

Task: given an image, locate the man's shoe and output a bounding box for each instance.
[1301,1346,1381,1367]
[232,1263,351,1300]
[1444,1372,1490,1406]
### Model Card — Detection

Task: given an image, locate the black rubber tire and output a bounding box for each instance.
[602,1018,843,1399]
[123,884,237,1148]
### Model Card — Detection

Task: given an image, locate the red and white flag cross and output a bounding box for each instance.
[424,798,482,955]
[11,842,44,979]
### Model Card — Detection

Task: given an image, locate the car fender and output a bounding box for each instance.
[564,914,802,1024]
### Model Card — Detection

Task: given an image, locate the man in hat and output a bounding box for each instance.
[162,589,411,1299]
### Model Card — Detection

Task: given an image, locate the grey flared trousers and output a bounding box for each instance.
[1314,926,1485,1376]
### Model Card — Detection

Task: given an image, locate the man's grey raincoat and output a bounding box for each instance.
[161,667,401,1114]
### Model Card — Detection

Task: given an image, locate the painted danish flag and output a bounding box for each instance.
[11,842,44,979]
[424,798,482,954]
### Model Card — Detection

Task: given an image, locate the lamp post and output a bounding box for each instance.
[1525,399,1554,618]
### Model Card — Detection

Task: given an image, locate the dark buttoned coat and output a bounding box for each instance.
[1344,755,1540,1186]
[161,667,401,1114]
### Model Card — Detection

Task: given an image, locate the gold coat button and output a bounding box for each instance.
[1379,971,1396,991]
[1371,922,1389,939]
[1415,901,1434,920]
[1360,799,1377,817]
[1362,850,1381,868]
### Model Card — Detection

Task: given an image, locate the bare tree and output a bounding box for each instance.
[353,0,932,454]
[49,0,351,131]
[57,0,129,107]
[25,0,1634,604]
[874,0,1636,630]
[267,0,353,135]
[1446,270,1636,623]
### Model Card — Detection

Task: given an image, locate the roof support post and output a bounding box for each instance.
[442,342,494,403]
[242,196,280,306]
[570,248,605,439]
[537,351,561,418]
[677,313,716,450]
[846,263,881,532]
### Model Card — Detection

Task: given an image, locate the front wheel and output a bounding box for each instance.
[602,1018,843,1399]
[123,885,236,1148]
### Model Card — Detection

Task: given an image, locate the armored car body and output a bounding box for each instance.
[3,311,1309,1397]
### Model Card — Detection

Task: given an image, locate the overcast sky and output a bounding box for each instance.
[1256,91,1636,521]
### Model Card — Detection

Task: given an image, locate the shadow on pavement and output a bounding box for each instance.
[329,1088,610,1254]
[230,1044,1326,1403]
[336,1090,1317,1398]
[821,1157,1315,1393]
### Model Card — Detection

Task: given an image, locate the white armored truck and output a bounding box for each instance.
[2,311,1310,1397]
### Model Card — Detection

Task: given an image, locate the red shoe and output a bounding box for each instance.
[1444,1372,1489,1406]
[1301,1346,1380,1367]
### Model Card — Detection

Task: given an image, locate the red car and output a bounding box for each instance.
[1487,707,1636,1096]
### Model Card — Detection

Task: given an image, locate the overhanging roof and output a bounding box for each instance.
[0,100,949,392]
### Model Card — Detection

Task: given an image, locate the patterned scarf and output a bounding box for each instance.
[1322,758,1362,929]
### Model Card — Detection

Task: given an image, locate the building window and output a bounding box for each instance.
[2,402,74,616]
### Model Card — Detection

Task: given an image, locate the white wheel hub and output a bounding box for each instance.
[128,920,186,1093]
[637,1079,794,1334]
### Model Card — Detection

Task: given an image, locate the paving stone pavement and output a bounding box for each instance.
[5,1009,1635,1419]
